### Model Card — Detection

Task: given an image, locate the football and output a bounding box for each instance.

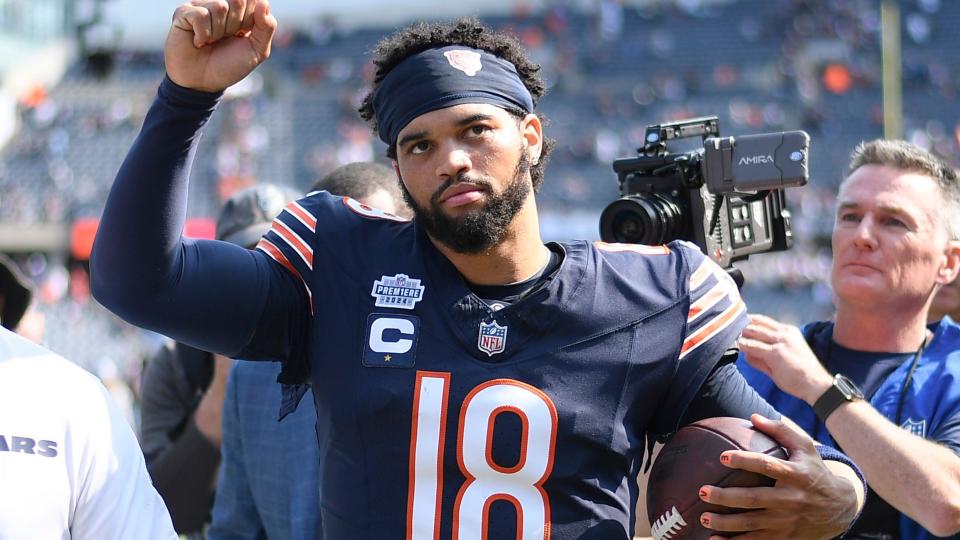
[646,417,788,540]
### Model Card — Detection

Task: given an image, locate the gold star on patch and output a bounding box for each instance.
[384,354,392,362]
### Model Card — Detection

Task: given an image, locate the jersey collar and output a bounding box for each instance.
[415,224,590,361]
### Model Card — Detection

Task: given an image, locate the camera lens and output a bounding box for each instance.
[599,194,686,245]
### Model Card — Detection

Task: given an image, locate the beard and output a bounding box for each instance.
[399,148,532,254]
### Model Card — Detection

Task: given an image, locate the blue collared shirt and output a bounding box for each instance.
[208,361,319,540]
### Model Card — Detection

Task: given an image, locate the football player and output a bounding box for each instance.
[91,1,865,538]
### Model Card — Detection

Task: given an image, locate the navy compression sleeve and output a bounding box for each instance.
[681,358,781,424]
[90,77,305,359]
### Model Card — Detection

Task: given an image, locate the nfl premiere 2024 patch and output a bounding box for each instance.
[371,273,425,310]
[363,313,419,368]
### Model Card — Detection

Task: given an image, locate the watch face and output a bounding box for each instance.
[835,374,865,400]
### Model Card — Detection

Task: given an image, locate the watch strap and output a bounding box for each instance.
[813,383,848,423]
[813,374,863,423]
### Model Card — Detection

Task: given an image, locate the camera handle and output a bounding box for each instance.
[726,266,745,289]
[707,196,723,238]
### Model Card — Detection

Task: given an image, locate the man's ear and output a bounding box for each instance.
[938,240,960,285]
[520,113,543,165]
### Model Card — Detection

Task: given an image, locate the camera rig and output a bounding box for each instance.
[599,116,809,273]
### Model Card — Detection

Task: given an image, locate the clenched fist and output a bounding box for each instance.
[165,0,277,93]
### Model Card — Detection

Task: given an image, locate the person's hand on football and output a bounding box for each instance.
[698,415,859,539]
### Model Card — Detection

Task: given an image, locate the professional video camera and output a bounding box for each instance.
[599,116,809,270]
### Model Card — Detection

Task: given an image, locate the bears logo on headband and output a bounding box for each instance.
[372,45,535,146]
[443,50,482,76]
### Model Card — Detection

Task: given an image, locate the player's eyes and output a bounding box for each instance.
[409,141,431,155]
[466,125,491,137]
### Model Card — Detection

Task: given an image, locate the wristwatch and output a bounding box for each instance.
[812,373,865,422]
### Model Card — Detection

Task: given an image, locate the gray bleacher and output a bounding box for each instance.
[2,0,960,368]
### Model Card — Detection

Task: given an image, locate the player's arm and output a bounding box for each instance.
[688,361,865,533]
[90,1,306,359]
[207,365,268,540]
[667,357,865,538]
[741,314,960,536]
[657,245,864,538]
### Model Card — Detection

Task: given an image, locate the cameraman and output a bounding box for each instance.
[738,139,960,539]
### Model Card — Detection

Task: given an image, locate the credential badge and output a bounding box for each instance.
[444,50,483,76]
[901,418,926,438]
[478,320,508,357]
[371,274,425,310]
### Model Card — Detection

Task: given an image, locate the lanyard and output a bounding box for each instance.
[894,340,925,426]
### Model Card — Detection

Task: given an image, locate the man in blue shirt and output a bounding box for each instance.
[739,139,960,539]
[90,1,865,537]
[207,162,409,540]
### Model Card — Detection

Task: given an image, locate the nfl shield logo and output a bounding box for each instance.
[478,320,508,357]
[901,418,926,438]
[444,50,483,76]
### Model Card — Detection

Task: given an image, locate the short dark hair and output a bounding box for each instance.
[0,253,32,331]
[358,18,554,191]
[310,161,399,200]
[847,139,960,240]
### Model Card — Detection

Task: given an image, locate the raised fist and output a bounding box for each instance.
[164,0,277,92]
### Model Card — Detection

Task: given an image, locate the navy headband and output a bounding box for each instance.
[372,45,535,146]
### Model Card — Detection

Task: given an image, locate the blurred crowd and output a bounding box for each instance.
[1,0,959,440]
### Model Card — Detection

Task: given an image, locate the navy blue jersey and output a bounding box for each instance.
[90,79,860,540]
[253,191,747,539]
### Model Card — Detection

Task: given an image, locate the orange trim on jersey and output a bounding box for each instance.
[485,406,530,475]
[594,241,671,255]
[342,196,410,222]
[680,299,746,359]
[452,379,557,540]
[454,380,483,539]
[271,220,313,269]
[687,285,729,323]
[526,382,557,540]
[256,238,314,313]
[689,260,713,290]
[481,494,524,540]
[286,201,318,232]
[257,238,300,281]
[407,371,451,540]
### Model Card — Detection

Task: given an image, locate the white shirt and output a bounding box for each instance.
[0,328,176,539]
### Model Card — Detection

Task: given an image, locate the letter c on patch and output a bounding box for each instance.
[370,317,415,354]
